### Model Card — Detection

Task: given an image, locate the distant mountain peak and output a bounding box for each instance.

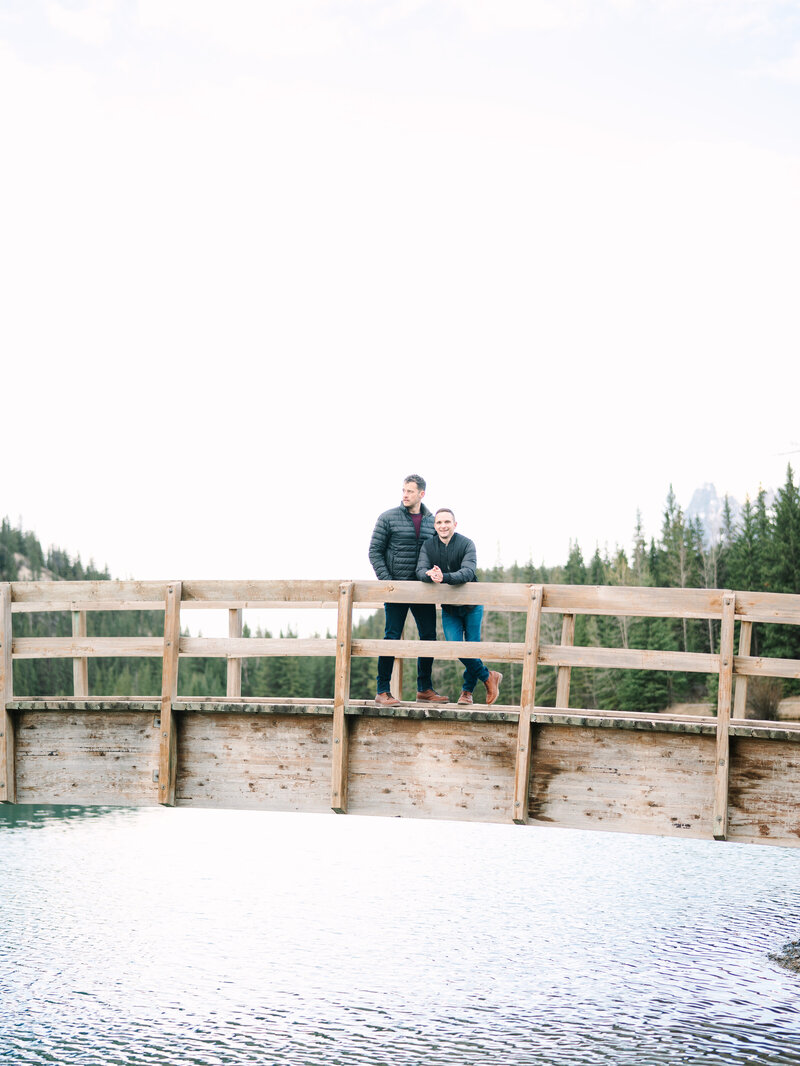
[685,483,741,544]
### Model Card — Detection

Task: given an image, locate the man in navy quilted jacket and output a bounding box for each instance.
[368,475,449,706]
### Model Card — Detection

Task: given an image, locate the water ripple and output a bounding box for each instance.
[2,808,800,1064]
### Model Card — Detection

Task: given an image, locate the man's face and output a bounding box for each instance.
[434,511,456,543]
[402,481,425,512]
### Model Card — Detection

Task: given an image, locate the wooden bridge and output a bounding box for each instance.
[1,578,800,847]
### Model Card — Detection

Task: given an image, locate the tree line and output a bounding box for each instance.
[2,466,799,713]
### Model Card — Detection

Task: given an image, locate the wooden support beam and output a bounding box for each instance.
[732,619,752,719]
[226,608,243,698]
[513,585,543,824]
[390,659,404,700]
[390,620,405,700]
[555,613,575,708]
[158,582,182,807]
[713,591,736,840]
[72,609,89,698]
[331,581,354,814]
[0,584,14,804]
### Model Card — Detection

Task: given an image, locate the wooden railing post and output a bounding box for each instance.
[158,582,182,807]
[513,585,543,825]
[555,613,575,708]
[732,619,752,719]
[331,581,354,814]
[390,621,405,700]
[713,591,736,840]
[0,584,14,804]
[227,608,243,698]
[72,608,89,697]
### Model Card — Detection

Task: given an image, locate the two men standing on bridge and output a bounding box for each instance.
[368,475,501,707]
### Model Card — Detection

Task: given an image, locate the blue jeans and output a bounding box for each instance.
[441,605,490,692]
[377,602,437,694]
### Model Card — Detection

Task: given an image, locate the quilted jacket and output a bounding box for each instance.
[368,504,436,581]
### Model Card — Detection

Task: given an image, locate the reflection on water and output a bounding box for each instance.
[0,803,134,831]
[2,806,800,1065]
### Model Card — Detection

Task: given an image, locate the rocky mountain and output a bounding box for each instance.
[685,483,742,544]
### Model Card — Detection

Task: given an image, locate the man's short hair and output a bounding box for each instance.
[404,474,426,491]
[435,508,455,519]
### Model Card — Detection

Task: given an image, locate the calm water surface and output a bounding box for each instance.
[1,806,800,1065]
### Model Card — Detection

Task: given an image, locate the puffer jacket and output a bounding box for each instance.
[368,504,436,580]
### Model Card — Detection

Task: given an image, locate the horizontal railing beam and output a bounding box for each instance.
[354,639,721,674]
[538,644,719,674]
[11,636,800,682]
[8,580,800,630]
[733,654,800,680]
[10,580,169,609]
[12,637,165,658]
[352,638,525,662]
[181,637,336,658]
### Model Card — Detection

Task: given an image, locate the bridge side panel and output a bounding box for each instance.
[174,713,332,812]
[15,711,161,805]
[346,717,518,823]
[727,736,800,846]
[528,724,717,840]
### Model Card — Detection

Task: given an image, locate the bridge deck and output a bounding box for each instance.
[6,696,800,848]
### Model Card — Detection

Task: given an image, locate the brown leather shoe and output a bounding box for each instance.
[416,689,449,703]
[457,691,473,706]
[484,671,503,706]
[375,691,401,706]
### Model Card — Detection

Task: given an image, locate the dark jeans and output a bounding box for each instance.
[441,604,490,692]
[377,602,437,694]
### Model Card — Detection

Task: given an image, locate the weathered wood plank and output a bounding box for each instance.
[355,582,732,618]
[158,583,181,807]
[226,609,243,698]
[353,638,719,675]
[732,620,752,718]
[713,593,736,840]
[353,580,531,610]
[331,582,353,814]
[174,713,332,812]
[352,638,524,662]
[538,644,719,674]
[727,736,800,845]
[390,618,405,700]
[180,637,336,658]
[528,725,716,838]
[14,710,160,805]
[12,637,164,659]
[72,610,89,698]
[732,654,800,680]
[733,590,800,626]
[555,613,575,708]
[10,699,162,712]
[10,580,168,609]
[345,716,517,823]
[0,584,15,804]
[180,579,343,605]
[513,586,543,825]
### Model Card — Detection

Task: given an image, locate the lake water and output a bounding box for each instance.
[1,805,800,1065]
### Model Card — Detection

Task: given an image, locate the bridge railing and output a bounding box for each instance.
[2,579,800,834]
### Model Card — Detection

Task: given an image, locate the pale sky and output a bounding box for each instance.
[2,0,799,605]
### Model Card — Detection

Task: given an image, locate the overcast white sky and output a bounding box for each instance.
[2,0,799,599]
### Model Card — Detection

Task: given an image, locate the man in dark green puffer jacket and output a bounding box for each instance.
[368,474,449,706]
